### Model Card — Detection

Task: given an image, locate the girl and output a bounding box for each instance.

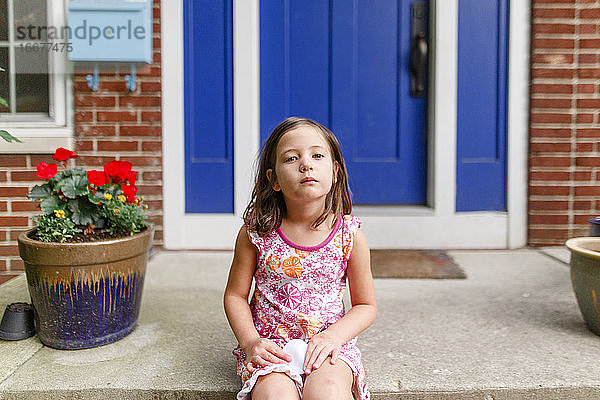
[224,117,377,400]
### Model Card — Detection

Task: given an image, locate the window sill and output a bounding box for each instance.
[0,127,73,154]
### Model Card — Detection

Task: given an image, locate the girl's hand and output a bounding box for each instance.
[303,331,343,375]
[243,338,292,373]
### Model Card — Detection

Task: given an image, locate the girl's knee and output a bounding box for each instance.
[253,392,299,400]
[251,372,300,400]
[303,363,354,400]
[303,383,353,400]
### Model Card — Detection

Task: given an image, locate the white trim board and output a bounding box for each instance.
[506,0,530,249]
[161,0,529,250]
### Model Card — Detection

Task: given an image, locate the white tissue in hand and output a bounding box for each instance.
[283,339,308,375]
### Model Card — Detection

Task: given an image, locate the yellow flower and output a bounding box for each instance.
[113,208,120,214]
[104,193,113,200]
[118,195,126,202]
[53,209,65,218]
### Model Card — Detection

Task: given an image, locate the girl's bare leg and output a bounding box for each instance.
[251,371,301,400]
[302,357,354,400]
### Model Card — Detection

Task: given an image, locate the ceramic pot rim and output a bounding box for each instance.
[18,224,153,247]
[565,237,600,260]
[18,224,154,266]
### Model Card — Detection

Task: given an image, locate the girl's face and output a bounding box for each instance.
[266,126,339,203]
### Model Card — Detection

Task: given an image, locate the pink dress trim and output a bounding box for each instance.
[276,215,342,251]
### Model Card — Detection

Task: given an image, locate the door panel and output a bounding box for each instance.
[456,0,508,211]
[260,0,428,205]
[183,0,234,213]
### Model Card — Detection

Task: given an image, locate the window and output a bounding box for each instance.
[0,0,72,153]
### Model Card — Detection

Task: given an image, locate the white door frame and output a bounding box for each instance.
[161,0,529,250]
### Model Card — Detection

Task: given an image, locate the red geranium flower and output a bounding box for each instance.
[126,170,137,186]
[52,147,78,162]
[36,162,58,179]
[121,184,137,203]
[104,160,133,184]
[87,170,107,187]
[103,161,120,178]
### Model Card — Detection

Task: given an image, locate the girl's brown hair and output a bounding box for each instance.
[243,117,352,236]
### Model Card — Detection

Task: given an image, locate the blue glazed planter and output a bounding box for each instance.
[17,225,154,350]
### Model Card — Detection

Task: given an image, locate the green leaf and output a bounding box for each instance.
[105,185,119,196]
[68,197,100,226]
[57,175,88,199]
[51,168,84,184]
[0,130,21,143]
[28,184,52,201]
[0,97,9,109]
[91,190,107,204]
[40,195,66,214]
[94,217,106,229]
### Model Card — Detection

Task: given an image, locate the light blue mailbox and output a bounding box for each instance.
[68,0,152,63]
[68,0,153,91]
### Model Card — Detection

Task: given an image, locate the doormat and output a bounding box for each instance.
[370,250,467,279]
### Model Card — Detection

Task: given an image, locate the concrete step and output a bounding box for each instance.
[1,250,600,399]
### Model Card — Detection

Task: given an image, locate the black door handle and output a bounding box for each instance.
[410,2,428,98]
[410,32,427,97]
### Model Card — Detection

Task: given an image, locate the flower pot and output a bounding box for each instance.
[0,302,35,341]
[588,217,600,237]
[565,236,600,336]
[17,225,154,350]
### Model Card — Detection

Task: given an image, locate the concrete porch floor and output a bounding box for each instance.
[1,248,600,399]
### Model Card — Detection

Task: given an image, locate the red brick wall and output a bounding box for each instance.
[0,0,162,273]
[529,0,600,246]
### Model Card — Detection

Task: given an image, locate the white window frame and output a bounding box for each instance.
[0,0,73,154]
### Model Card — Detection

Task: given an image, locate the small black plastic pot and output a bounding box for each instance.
[0,302,36,341]
[589,217,600,237]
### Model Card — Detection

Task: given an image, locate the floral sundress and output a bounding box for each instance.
[232,214,370,399]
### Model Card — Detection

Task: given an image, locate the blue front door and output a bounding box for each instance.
[260,1,428,205]
[181,1,508,214]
